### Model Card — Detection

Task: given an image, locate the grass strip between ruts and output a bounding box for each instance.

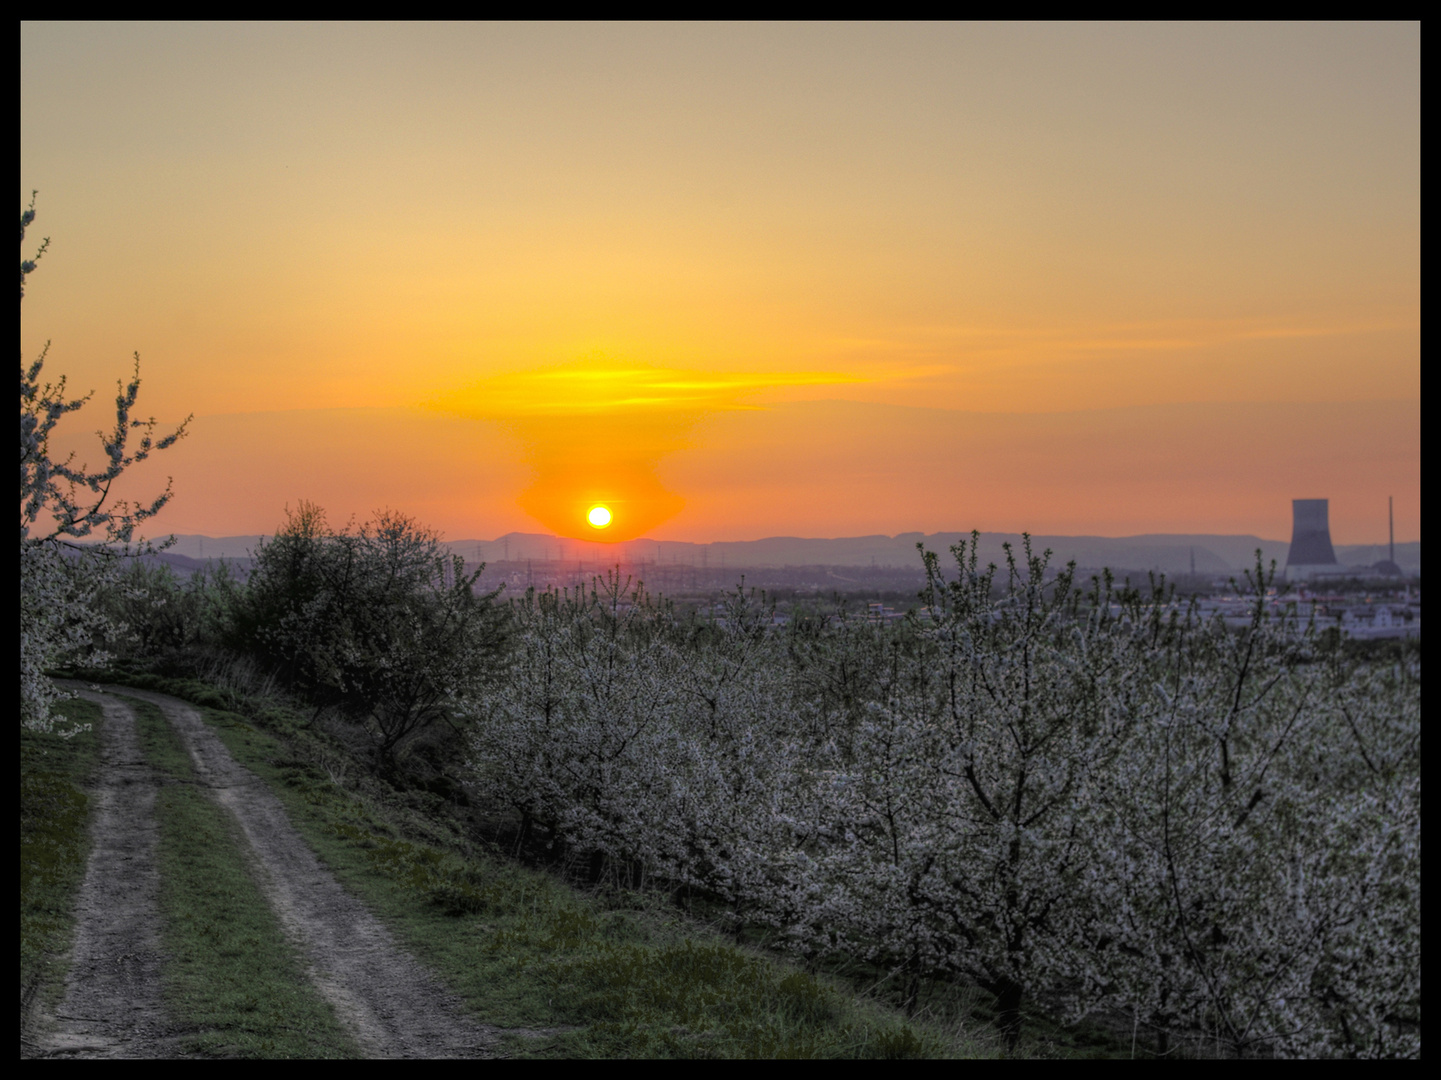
[122,694,360,1058]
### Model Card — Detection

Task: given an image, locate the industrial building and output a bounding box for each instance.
[1285,499,1342,582]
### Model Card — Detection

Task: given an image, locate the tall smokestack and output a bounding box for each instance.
[1389,495,1395,565]
[1285,499,1338,581]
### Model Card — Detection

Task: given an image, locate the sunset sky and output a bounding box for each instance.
[21,22,1419,545]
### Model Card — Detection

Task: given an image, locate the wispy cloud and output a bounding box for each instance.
[426,360,869,417]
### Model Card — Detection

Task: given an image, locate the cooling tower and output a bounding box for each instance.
[1285,499,1338,581]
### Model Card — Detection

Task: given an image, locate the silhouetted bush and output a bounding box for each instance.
[231,501,507,764]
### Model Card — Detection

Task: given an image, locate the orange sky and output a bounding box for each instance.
[21,23,1419,545]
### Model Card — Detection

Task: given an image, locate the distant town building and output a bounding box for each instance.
[1286,499,1342,582]
[1340,602,1420,639]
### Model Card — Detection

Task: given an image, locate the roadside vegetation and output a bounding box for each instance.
[20,696,104,1039]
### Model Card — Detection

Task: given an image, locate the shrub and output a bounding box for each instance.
[232,502,507,764]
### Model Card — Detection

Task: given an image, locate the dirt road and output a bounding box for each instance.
[31,685,501,1058]
[29,688,178,1057]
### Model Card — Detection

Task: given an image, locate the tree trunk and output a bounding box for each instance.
[902,948,923,1017]
[995,977,1024,1054]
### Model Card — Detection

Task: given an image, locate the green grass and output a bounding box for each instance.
[21,697,105,1034]
[152,691,981,1058]
[123,695,360,1058]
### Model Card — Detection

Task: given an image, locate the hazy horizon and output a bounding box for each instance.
[155,527,1421,579]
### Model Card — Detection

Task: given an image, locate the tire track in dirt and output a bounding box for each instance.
[107,686,501,1059]
[31,688,182,1058]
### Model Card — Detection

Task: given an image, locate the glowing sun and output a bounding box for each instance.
[587,505,612,529]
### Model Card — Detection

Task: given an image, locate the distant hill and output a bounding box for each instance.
[162,535,267,560]
[1334,542,1422,574]
[446,532,1420,577]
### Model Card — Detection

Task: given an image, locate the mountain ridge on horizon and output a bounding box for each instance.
[156,530,1421,576]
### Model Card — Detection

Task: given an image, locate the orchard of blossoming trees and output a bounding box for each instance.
[59,521,1424,1055]
[464,539,1419,1056]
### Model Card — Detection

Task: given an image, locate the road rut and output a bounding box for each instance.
[31,689,179,1058]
